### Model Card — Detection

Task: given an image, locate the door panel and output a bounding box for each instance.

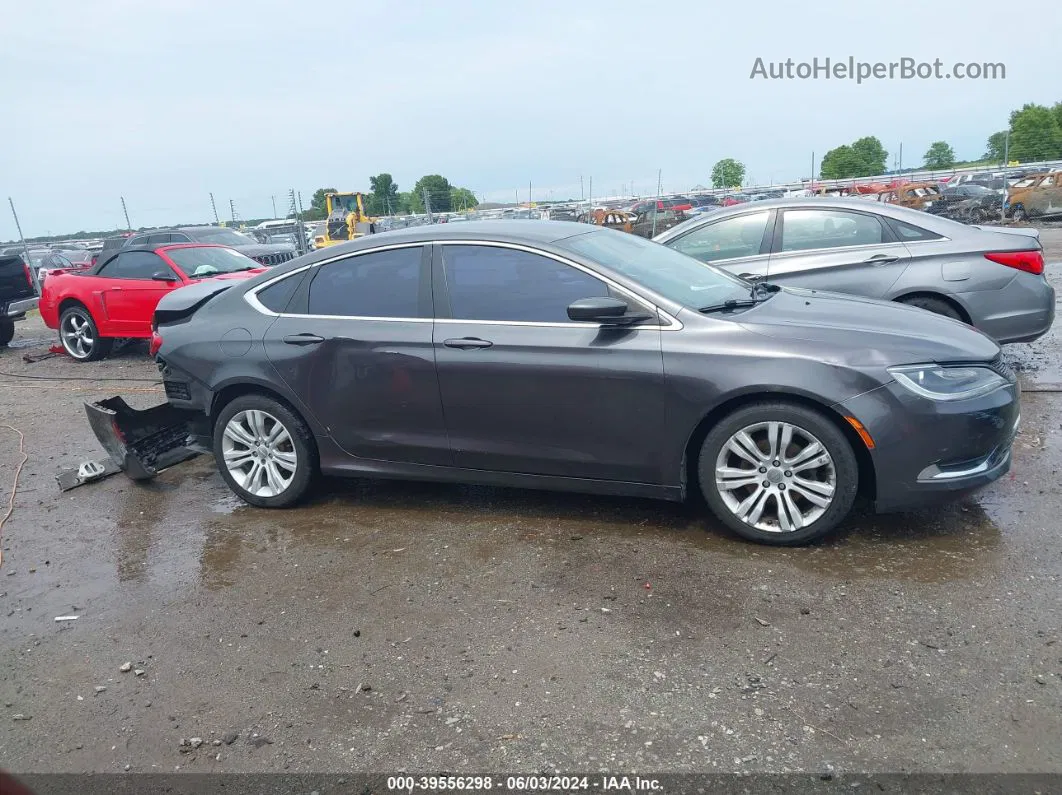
[263,244,451,465]
[97,251,179,335]
[431,243,667,483]
[266,316,451,465]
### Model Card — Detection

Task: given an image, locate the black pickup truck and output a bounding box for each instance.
[0,248,39,346]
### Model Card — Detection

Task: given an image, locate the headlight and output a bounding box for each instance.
[888,364,1007,401]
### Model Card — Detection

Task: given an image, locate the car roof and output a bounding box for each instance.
[652,196,984,242]
[336,220,594,248]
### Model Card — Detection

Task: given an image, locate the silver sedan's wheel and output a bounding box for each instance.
[714,420,837,534]
[222,409,299,498]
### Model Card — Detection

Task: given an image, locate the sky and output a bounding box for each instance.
[2,0,1058,239]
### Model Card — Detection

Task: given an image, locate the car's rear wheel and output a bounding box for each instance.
[1012,204,1027,222]
[59,305,112,361]
[897,295,963,322]
[0,320,14,347]
[213,394,316,508]
[698,402,859,545]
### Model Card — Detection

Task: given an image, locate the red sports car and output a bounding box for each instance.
[40,243,266,361]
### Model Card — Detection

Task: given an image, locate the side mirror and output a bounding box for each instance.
[567,297,652,325]
[152,271,178,282]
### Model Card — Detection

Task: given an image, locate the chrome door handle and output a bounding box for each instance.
[443,337,493,350]
[864,254,899,265]
[283,333,325,345]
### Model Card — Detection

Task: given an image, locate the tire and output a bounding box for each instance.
[1012,205,1027,222]
[897,295,963,322]
[0,320,13,347]
[212,394,317,508]
[59,304,112,362]
[698,401,859,546]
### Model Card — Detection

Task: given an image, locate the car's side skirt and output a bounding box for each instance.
[319,450,683,502]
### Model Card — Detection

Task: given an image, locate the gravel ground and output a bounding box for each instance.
[0,231,1060,777]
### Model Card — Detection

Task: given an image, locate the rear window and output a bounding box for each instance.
[887,219,944,241]
[256,273,302,313]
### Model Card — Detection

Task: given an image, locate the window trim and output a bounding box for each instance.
[244,240,680,330]
[663,209,775,264]
[95,250,170,280]
[244,242,432,322]
[432,240,678,330]
[770,207,898,256]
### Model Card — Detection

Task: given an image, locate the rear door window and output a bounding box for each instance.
[305,246,425,318]
[779,209,885,252]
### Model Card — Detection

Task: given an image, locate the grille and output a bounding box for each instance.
[988,354,1016,382]
[164,381,191,401]
[253,251,295,267]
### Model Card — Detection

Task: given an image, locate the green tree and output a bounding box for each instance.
[820,136,888,179]
[923,141,956,169]
[1052,102,1062,132]
[449,187,479,210]
[983,131,1008,161]
[710,158,745,188]
[413,174,453,213]
[850,136,888,175]
[819,145,862,179]
[366,173,399,215]
[395,191,416,214]
[1008,103,1062,162]
[304,187,337,221]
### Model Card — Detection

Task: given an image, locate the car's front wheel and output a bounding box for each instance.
[213,394,316,508]
[59,305,112,361]
[698,402,859,545]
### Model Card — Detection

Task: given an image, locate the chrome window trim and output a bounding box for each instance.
[435,240,680,330]
[244,239,682,330]
[770,240,910,259]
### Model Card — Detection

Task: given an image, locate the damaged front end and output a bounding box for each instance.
[84,397,200,481]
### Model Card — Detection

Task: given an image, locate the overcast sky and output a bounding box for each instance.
[2,0,1057,238]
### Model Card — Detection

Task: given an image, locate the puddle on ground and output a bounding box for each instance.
[186,472,1005,590]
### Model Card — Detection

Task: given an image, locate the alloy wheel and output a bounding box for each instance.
[61,312,95,359]
[714,421,837,533]
[222,410,298,498]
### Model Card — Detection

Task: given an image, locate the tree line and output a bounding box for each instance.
[708,99,1062,186]
[304,173,480,220]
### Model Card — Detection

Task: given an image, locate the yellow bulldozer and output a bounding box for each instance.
[313,192,377,248]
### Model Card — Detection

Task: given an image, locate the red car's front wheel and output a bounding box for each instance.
[59,305,112,362]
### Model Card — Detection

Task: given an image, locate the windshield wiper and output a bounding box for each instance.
[699,299,760,314]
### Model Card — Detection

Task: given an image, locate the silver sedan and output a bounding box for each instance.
[653,198,1055,343]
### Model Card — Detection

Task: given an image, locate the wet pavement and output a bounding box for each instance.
[0,234,1060,776]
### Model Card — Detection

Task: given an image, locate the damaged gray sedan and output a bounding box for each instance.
[89,221,1021,546]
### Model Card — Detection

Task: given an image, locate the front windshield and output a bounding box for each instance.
[166,246,256,278]
[558,229,749,309]
[193,228,257,245]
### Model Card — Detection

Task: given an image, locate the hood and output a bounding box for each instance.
[737,287,999,365]
[232,242,296,256]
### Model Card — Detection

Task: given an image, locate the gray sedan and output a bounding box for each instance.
[93,221,1020,546]
[653,198,1055,343]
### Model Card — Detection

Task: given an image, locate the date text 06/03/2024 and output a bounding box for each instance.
[385,775,664,792]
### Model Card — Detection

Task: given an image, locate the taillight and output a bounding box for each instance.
[22,261,33,287]
[149,330,163,357]
[984,250,1044,275]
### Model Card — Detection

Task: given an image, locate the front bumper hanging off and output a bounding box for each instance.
[84,397,200,481]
